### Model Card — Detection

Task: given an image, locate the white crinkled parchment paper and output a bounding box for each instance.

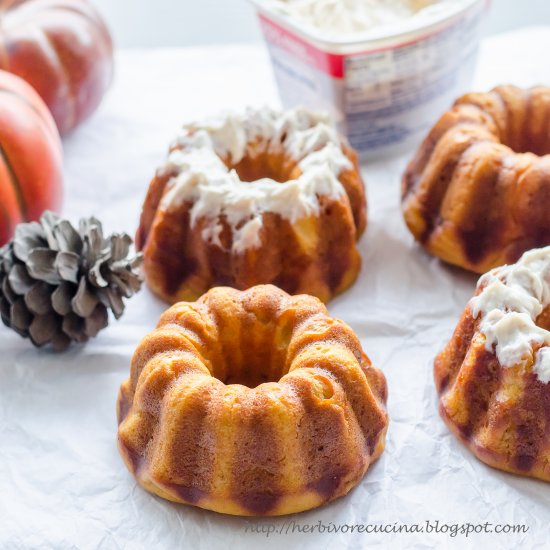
[1,27,550,550]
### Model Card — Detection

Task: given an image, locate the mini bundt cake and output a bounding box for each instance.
[435,246,550,481]
[137,107,367,304]
[402,85,550,273]
[117,285,388,516]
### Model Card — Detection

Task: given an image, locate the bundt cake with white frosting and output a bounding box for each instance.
[436,246,550,480]
[137,107,366,303]
[117,285,388,516]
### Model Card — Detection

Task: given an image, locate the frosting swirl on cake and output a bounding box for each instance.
[470,247,550,383]
[160,107,352,253]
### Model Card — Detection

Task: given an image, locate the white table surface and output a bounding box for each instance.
[1,26,550,550]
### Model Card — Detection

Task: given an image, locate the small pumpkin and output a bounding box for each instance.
[0,70,63,245]
[0,0,114,134]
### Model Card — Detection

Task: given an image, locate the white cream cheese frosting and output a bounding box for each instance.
[160,107,352,254]
[534,347,550,384]
[469,247,550,383]
[265,0,451,39]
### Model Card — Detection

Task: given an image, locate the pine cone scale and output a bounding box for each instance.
[24,282,54,315]
[54,251,80,283]
[2,276,17,304]
[11,299,33,332]
[85,304,109,338]
[13,222,43,262]
[8,264,34,294]
[29,312,59,346]
[51,282,76,316]
[27,249,62,285]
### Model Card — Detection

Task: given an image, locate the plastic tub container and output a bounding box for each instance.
[252,0,489,159]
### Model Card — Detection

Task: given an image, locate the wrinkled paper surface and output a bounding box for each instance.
[1,27,549,549]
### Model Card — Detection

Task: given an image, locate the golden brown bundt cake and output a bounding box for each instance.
[117,285,388,516]
[402,85,550,273]
[137,107,367,304]
[435,246,550,481]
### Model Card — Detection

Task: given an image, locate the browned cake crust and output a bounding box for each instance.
[402,85,550,273]
[137,135,367,304]
[435,290,550,481]
[117,285,388,516]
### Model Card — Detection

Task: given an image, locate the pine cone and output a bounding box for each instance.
[0,211,143,351]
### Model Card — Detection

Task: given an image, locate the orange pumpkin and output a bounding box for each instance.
[0,70,63,245]
[0,0,114,135]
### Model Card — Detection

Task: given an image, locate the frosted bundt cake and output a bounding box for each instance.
[402,85,550,273]
[117,285,388,516]
[137,107,367,304]
[435,246,550,481]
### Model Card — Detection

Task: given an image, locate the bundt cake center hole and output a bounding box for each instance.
[214,316,293,388]
[226,151,299,183]
[223,370,280,388]
[222,354,289,388]
[502,127,550,156]
[536,306,550,331]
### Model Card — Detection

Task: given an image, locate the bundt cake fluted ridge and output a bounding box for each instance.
[402,85,550,273]
[137,107,367,304]
[117,285,388,516]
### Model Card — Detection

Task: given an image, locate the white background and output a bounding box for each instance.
[92,0,550,47]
